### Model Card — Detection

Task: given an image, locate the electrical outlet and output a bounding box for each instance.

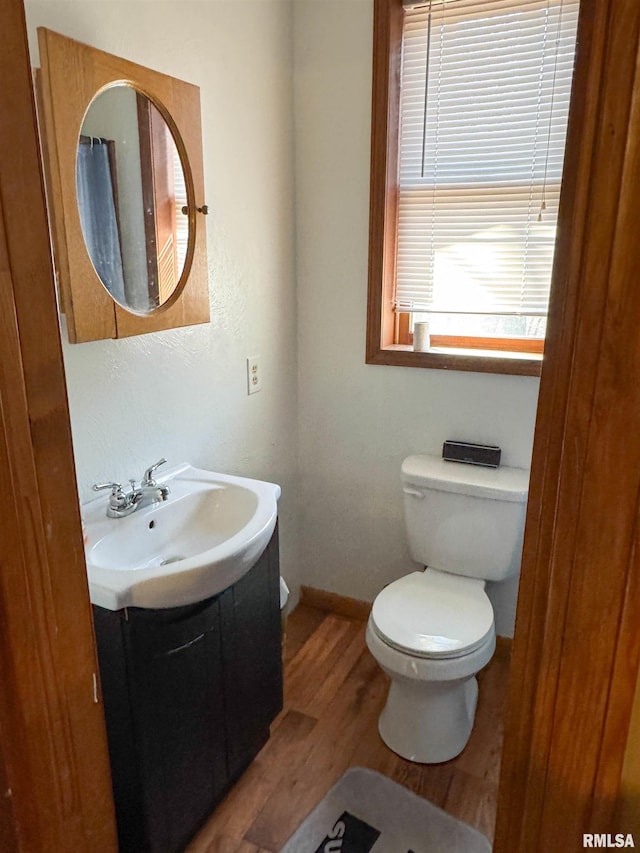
[246,356,262,395]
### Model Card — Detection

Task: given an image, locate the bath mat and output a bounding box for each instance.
[279,767,492,853]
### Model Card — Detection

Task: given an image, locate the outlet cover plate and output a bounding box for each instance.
[247,356,262,394]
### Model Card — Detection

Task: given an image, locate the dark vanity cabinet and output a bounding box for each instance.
[93,527,282,853]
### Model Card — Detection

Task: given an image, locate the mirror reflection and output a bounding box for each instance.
[76,84,189,314]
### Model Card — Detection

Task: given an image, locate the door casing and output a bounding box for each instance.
[0,1,117,850]
[495,1,640,849]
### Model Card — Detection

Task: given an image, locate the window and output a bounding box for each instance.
[366,0,580,375]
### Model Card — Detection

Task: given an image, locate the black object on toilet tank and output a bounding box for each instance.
[442,440,501,468]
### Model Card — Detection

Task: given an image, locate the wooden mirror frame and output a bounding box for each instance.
[37,28,210,343]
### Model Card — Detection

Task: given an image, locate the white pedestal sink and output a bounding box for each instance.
[83,463,281,610]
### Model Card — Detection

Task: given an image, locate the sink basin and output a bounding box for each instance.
[83,463,281,610]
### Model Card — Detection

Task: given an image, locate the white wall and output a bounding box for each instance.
[293,0,540,636]
[25,0,541,635]
[25,1,300,595]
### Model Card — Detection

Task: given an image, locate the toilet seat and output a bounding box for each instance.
[371,570,494,660]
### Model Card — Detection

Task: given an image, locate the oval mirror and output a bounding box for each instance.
[76,84,191,314]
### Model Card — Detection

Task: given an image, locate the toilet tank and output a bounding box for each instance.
[402,454,529,582]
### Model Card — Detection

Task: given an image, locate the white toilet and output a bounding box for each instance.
[366,454,529,764]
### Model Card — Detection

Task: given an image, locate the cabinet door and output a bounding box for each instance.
[93,606,147,853]
[125,598,227,853]
[220,527,283,779]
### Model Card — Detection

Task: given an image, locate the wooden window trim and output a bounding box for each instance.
[365,0,543,378]
[395,314,545,354]
[413,335,544,356]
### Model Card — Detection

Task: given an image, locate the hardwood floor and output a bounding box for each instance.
[187,604,510,853]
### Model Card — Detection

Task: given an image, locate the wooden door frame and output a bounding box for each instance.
[495,1,640,849]
[0,1,117,850]
[1,0,639,850]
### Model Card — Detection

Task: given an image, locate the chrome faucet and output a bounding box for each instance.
[93,458,171,518]
[139,458,171,505]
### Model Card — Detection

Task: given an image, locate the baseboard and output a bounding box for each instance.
[300,587,515,658]
[495,635,513,660]
[299,586,372,622]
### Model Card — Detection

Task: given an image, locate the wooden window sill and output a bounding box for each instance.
[366,344,543,376]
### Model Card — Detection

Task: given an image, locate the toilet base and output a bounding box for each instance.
[378,674,479,764]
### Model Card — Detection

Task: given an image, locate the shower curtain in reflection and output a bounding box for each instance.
[76,138,126,305]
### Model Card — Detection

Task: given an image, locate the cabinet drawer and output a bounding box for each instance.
[125,596,219,657]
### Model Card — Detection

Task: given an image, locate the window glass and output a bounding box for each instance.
[395,0,580,341]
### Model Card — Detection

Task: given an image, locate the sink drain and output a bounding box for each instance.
[160,555,185,566]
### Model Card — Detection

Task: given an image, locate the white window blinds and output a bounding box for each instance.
[395,0,580,336]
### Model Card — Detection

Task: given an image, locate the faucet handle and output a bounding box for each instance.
[141,458,166,487]
[93,481,123,496]
[93,482,130,511]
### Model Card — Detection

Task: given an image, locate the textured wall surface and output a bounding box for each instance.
[26,0,300,595]
[26,0,542,636]
[292,0,540,636]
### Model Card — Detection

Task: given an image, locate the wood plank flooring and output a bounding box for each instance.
[187,604,510,853]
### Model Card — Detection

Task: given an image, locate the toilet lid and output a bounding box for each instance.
[371,570,494,659]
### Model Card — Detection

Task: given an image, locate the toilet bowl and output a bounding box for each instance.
[367,454,529,764]
[366,569,496,762]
